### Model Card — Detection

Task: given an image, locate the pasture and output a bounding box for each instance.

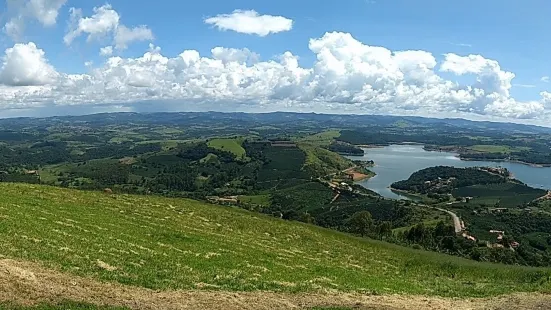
[207,138,248,160]
[468,145,531,154]
[0,183,549,298]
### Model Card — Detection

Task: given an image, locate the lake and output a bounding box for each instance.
[347,145,551,200]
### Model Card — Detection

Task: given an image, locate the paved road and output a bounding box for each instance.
[434,207,462,233]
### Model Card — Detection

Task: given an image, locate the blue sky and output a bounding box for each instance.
[0,0,550,124]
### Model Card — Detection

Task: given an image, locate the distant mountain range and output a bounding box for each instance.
[0,111,549,135]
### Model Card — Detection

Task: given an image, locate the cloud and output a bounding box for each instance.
[26,0,67,26]
[513,84,536,88]
[541,91,551,105]
[449,42,472,48]
[64,5,120,45]
[211,47,260,65]
[0,42,58,86]
[541,76,550,83]
[440,53,514,94]
[204,10,293,36]
[3,0,67,40]
[99,46,113,56]
[114,25,154,50]
[0,32,550,123]
[3,17,25,40]
[64,4,154,51]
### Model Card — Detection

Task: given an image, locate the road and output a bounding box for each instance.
[434,207,463,233]
[319,166,464,234]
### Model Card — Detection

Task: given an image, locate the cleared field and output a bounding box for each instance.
[468,145,531,154]
[0,183,550,299]
[299,130,341,146]
[238,194,271,206]
[207,138,247,160]
[299,144,353,177]
[135,140,197,150]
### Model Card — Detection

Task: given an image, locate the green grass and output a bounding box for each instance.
[136,139,199,150]
[238,194,271,206]
[152,128,184,135]
[468,145,531,154]
[0,183,550,298]
[207,138,247,160]
[108,137,134,144]
[299,131,341,146]
[39,163,76,184]
[199,153,220,164]
[299,144,353,177]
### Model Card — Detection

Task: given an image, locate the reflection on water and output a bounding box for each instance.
[347,145,551,200]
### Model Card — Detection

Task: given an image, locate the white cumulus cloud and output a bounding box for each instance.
[100,46,114,56]
[0,42,58,86]
[3,0,67,40]
[0,32,550,124]
[114,25,154,50]
[204,10,293,36]
[64,4,154,52]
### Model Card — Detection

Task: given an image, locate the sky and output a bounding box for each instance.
[1,0,551,125]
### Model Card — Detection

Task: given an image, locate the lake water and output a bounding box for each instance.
[347,145,551,200]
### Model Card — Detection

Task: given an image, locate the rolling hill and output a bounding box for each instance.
[0,183,550,309]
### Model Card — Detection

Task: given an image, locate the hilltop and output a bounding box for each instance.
[0,183,550,309]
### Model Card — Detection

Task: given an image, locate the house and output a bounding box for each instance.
[489,208,508,214]
[25,170,39,175]
[511,241,520,248]
[462,232,476,241]
[489,230,505,241]
[208,196,239,205]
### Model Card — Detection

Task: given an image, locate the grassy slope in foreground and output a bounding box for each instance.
[0,183,550,298]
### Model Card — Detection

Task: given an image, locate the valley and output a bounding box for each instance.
[0,112,550,309]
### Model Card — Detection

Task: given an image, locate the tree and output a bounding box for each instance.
[376,221,393,239]
[299,212,315,224]
[348,211,373,237]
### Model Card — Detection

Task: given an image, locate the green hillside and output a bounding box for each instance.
[207,138,248,160]
[0,183,550,303]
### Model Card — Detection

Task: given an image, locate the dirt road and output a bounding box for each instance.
[1,258,551,310]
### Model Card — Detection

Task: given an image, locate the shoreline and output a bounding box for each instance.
[387,187,426,201]
[352,172,376,182]
[356,144,386,149]
[346,169,376,182]
[457,157,549,168]
[423,145,551,168]
[357,143,551,168]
